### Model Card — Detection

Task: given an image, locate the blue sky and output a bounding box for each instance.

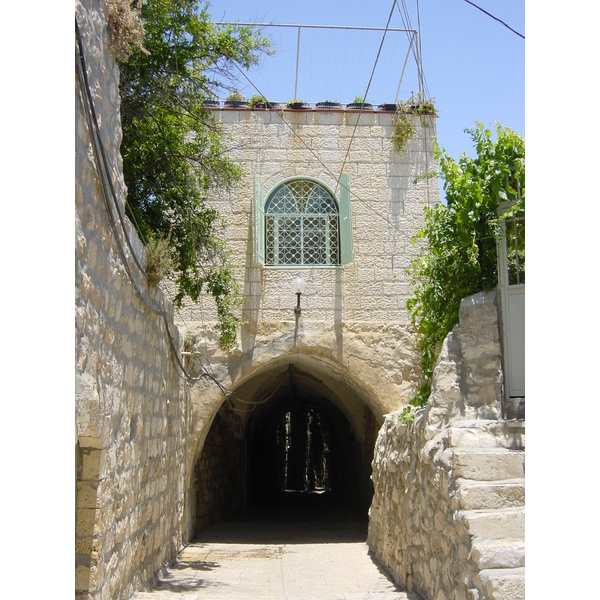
[210,0,525,162]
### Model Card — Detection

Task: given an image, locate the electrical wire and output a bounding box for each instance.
[397,0,429,100]
[337,0,398,193]
[76,17,227,389]
[232,63,408,236]
[76,13,436,413]
[77,18,293,415]
[462,0,525,40]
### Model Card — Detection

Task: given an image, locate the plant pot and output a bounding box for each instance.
[201,100,220,108]
[254,101,279,109]
[378,103,397,112]
[224,100,249,108]
[316,101,342,109]
[286,101,309,110]
[346,102,373,110]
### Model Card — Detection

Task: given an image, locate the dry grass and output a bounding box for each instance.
[145,233,173,288]
[106,0,148,62]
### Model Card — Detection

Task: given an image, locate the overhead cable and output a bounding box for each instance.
[463,0,525,39]
[75,17,223,387]
[337,0,398,191]
[232,62,410,236]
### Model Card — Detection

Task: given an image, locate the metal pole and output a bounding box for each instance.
[394,30,415,105]
[294,26,301,100]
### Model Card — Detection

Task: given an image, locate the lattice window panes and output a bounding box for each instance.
[264,180,340,266]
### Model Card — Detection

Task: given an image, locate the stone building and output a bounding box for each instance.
[177,104,439,533]
[75,2,523,599]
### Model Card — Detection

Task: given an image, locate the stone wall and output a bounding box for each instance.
[191,407,245,534]
[367,291,523,600]
[176,107,440,439]
[75,1,191,598]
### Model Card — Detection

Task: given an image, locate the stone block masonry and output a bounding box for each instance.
[176,106,440,420]
[368,291,525,600]
[75,1,191,598]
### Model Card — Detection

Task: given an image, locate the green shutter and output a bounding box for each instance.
[339,173,354,265]
[254,175,264,266]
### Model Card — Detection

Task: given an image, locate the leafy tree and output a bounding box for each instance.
[407,122,525,405]
[116,0,270,348]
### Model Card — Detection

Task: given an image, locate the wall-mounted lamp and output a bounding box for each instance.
[292,276,307,315]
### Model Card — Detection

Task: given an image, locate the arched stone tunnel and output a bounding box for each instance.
[189,354,383,538]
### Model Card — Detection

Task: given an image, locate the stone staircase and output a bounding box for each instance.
[446,420,525,600]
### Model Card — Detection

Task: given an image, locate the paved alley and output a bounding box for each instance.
[132,493,420,600]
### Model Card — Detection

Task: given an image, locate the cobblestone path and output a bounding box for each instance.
[132,494,420,600]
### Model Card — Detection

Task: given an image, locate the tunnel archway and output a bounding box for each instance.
[190,356,382,538]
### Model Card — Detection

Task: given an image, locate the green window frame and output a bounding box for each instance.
[254,175,353,267]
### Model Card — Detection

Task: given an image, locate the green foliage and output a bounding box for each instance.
[397,406,416,425]
[248,94,268,108]
[391,113,415,154]
[391,95,436,154]
[407,122,525,405]
[353,96,365,104]
[404,92,437,116]
[118,0,270,349]
[225,90,247,102]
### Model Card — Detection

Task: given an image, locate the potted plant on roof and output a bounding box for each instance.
[377,102,397,112]
[404,93,437,116]
[346,96,373,110]
[249,94,278,109]
[201,95,220,108]
[285,98,309,110]
[316,100,342,109]
[224,90,249,108]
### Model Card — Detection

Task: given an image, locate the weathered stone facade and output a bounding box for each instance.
[178,107,438,395]
[368,291,525,600]
[75,2,191,598]
[170,105,441,538]
[75,4,521,600]
[176,106,440,498]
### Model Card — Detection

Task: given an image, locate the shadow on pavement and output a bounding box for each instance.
[193,490,368,545]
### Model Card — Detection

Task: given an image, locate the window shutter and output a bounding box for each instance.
[339,173,354,265]
[254,175,265,266]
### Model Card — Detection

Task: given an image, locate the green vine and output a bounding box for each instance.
[407,122,525,406]
[118,0,271,350]
[391,113,415,154]
[391,94,436,154]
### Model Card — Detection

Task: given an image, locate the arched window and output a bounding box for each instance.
[254,175,354,267]
[265,180,339,265]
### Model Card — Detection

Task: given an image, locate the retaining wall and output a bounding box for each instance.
[368,291,509,599]
[75,1,191,598]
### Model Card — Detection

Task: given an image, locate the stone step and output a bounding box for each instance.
[456,478,525,510]
[457,507,524,539]
[501,420,525,451]
[476,567,525,600]
[452,447,524,481]
[446,426,499,448]
[446,421,525,451]
[471,537,525,569]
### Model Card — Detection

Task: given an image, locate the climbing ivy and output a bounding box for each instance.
[407,122,525,406]
[391,94,436,154]
[117,0,270,349]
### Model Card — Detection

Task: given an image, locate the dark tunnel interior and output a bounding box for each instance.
[191,363,380,537]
